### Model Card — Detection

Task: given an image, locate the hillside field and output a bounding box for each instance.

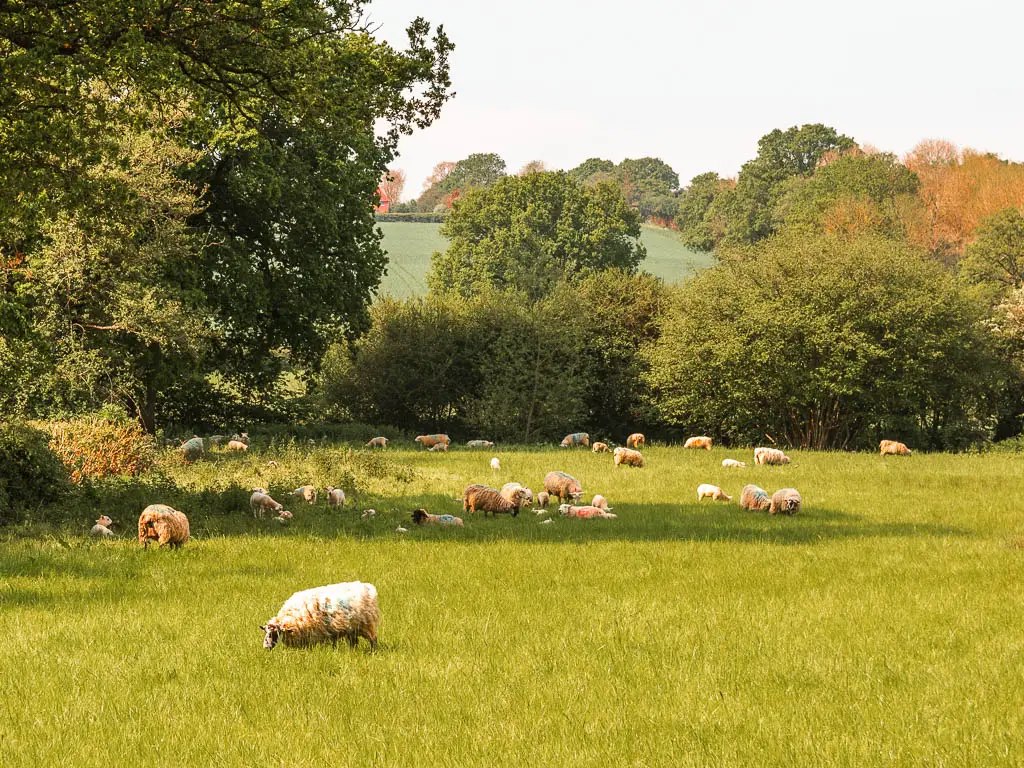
[376,222,714,297]
[2,441,1023,766]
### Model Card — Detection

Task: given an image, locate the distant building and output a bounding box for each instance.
[375,186,390,213]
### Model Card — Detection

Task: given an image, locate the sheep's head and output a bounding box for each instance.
[414,436,425,444]
[559,503,571,516]
[781,456,791,464]
[261,620,282,649]
[411,508,428,524]
[570,490,583,503]
[96,515,113,527]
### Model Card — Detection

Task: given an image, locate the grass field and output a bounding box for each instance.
[3,441,1024,766]
[377,222,713,297]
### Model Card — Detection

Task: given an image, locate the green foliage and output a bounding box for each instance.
[568,156,680,221]
[961,208,1024,290]
[0,422,68,523]
[375,212,450,224]
[428,172,645,299]
[676,172,731,251]
[645,232,1005,450]
[567,157,616,183]
[417,153,507,211]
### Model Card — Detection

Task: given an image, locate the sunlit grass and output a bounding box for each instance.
[2,442,1023,766]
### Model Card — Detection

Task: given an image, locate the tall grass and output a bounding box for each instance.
[2,444,1022,766]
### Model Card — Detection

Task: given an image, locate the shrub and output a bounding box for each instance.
[374,212,449,223]
[0,422,69,524]
[48,415,156,483]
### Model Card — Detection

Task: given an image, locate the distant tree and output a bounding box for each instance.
[428,172,645,299]
[380,168,407,205]
[417,153,506,211]
[518,160,547,175]
[423,161,458,191]
[568,158,616,184]
[676,172,730,251]
[961,208,1024,290]
[617,157,680,222]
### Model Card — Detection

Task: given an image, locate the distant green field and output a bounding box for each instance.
[377,222,713,298]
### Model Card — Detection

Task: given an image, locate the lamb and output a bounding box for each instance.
[261,581,379,651]
[560,432,590,448]
[626,433,645,448]
[769,488,802,515]
[613,446,645,468]
[754,447,791,466]
[226,439,248,452]
[543,471,583,503]
[722,458,746,468]
[535,491,550,509]
[250,490,287,520]
[275,510,293,525]
[591,442,610,453]
[880,440,912,457]
[326,487,346,508]
[138,504,190,548]
[501,482,534,508]
[361,509,376,519]
[415,434,451,450]
[180,436,204,463]
[559,504,617,519]
[591,494,612,511]
[291,485,317,505]
[697,484,732,502]
[490,457,501,470]
[232,432,250,446]
[739,484,771,512]
[462,484,526,516]
[411,508,464,527]
[91,515,115,538]
[684,436,712,450]
[365,436,388,449]
[466,440,495,449]
[429,442,449,453]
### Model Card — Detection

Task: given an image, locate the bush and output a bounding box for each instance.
[0,422,69,524]
[374,212,449,223]
[48,415,156,483]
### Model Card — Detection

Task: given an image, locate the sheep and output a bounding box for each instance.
[138,504,190,548]
[613,446,645,468]
[536,490,550,509]
[739,484,771,512]
[180,436,204,463]
[880,440,912,457]
[543,471,583,503]
[559,432,590,448]
[559,504,617,519]
[250,490,287,520]
[275,510,293,526]
[261,581,379,651]
[208,434,227,448]
[684,436,712,450]
[722,458,746,468]
[429,442,449,453]
[291,485,317,505]
[591,494,612,511]
[626,433,645,448]
[466,440,495,449]
[226,439,248,452]
[414,434,451,450]
[365,436,388,449]
[501,482,534,509]
[462,484,526,516]
[754,447,791,466]
[361,509,376,519]
[326,487,346,508]
[232,432,250,446]
[697,484,732,502]
[91,515,115,538]
[769,488,802,516]
[411,508,464,527]
[591,442,610,453]
[490,457,501,470]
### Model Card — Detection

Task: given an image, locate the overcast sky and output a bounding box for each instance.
[370,0,1023,200]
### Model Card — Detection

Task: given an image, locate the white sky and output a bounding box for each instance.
[370,0,1024,200]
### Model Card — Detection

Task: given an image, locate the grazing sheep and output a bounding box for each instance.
[466,440,495,449]
[543,471,583,503]
[591,494,612,511]
[415,434,451,450]
[740,484,772,512]
[490,457,501,470]
[326,487,346,508]
[769,488,802,515]
[365,436,388,449]
[250,490,286,520]
[697,484,732,502]
[138,504,190,548]
[291,485,317,505]
[754,447,791,466]
[462,484,526,516]
[91,515,115,538]
[684,436,712,450]
[722,458,746,468]
[226,439,248,452]
[613,446,645,468]
[626,433,645,448]
[559,504,617,519]
[880,440,912,457]
[180,436,204,463]
[232,432,250,445]
[411,508,464,527]
[429,442,449,453]
[536,491,550,509]
[501,482,534,508]
[560,432,590,448]
[262,581,379,651]
[591,442,610,453]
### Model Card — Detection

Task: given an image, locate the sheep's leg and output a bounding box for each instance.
[347,634,358,648]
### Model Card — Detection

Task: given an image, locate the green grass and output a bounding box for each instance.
[377,222,712,297]
[3,442,1024,766]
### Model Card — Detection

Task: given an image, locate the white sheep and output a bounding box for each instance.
[250,490,286,520]
[722,458,746,468]
[361,509,376,519]
[591,494,612,511]
[490,457,501,470]
[261,582,379,651]
[226,439,248,452]
[754,447,791,466]
[697,484,732,501]
[769,488,802,515]
[501,482,534,508]
[90,515,115,538]
[326,487,346,508]
[291,485,317,505]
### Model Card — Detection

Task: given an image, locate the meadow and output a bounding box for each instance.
[2,441,1023,766]
[377,222,713,297]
